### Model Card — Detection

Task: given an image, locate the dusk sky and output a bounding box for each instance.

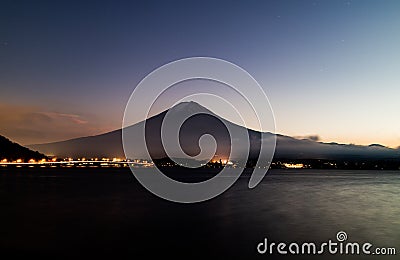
[1,0,399,147]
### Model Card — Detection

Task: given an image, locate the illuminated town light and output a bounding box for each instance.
[283,163,304,169]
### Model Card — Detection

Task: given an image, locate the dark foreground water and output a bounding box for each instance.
[0,168,399,259]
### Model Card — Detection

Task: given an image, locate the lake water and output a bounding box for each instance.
[0,168,398,259]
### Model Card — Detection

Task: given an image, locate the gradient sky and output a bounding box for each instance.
[1,0,399,147]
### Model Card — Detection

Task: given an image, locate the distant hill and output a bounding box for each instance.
[28,102,400,162]
[0,135,47,161]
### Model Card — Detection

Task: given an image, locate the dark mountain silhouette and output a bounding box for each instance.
[0,135,47,161]
[28,102,400,162]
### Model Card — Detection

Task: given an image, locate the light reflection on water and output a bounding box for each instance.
[213,170,400,259]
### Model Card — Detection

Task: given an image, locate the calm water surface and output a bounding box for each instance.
[0,168,399,259]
